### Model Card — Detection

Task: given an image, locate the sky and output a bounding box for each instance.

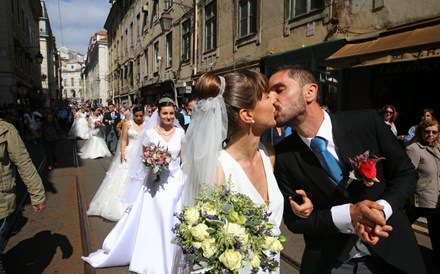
[44,0,112,55]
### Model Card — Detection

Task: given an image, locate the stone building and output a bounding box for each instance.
[103,0,440,132]
[83,30,109,107]
[39,0,61,108]
[0,0,44,106]
[59,47,85,105]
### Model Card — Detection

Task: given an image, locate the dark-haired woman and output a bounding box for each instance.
[83,99,185,274]
[87,105,145,221]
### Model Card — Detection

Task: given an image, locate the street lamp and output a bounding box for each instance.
[159,12,173,32]
[36,51,44,64]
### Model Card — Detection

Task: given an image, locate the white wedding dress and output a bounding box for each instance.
[218,143,284,273]
[78,116,112,159]
[68,112,90,140]
[87,120,143,221]
[82,127,186,274]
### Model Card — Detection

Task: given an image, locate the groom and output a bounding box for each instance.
[268,65,426,274]
[102,103,121,155]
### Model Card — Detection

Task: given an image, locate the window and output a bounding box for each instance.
[130,22,134,46]
[153,41,159,73]
[182,19,191,61]
[143,49,149,78]
[205,1,217,51]
[238,0,257,38]
[165,0,172,10]
[289,0,324,19]
[152,0,159,22]
[64,79,67,87]
[137,13,141,38]
[71,78,74,86]
[166,32,173,67]
[142,11,149,32]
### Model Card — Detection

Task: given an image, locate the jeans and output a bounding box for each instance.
[0,216,9,274]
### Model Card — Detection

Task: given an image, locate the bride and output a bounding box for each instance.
[87,105,145,221]
[68,107,90,140]
[77,107,112,159]
[82,97,185,274]
[176,71,313,273]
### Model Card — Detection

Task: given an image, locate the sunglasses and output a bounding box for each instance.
[424,130,438,134]
[384,111,394,115]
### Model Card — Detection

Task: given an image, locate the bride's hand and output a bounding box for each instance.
[120,153,126,163]
[290,189,314,219]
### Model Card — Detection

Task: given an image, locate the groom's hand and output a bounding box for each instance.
[351,200,393,245]
[350,200,386,229]
[355,221,393,245]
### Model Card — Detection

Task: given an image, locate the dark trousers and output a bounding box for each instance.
[406,206,440,257]
[105,128,118,154]
[332,256,404,274]
[44,140,57,166]
[0,216,10,274]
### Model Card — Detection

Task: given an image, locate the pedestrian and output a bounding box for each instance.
[404,108,435,146]
[406,118,440,259]
[268,65,426,274]
[102,103,121,155]
[87,105,145,221]
[40,113,64,171]
[0,118,46,274]
[83,97,185,274]
[77,107,112,159]
[176,70,313,273]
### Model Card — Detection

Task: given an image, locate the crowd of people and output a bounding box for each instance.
[0,64,438,274]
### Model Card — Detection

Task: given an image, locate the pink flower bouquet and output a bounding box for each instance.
[141,142,173,182]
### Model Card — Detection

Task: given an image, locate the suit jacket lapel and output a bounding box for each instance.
[292,133,343,199]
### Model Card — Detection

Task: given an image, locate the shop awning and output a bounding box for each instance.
[326,24,440,69]
[260,39,346,75]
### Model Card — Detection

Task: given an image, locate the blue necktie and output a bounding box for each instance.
[310,137,344,184]
[111,112,115,119]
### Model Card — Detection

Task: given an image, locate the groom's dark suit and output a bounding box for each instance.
[102,111,121,154]
[275,110,426,274]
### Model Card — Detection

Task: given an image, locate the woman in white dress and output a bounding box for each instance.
[87,105,145,221]
[68,107,90,140]
[78,108,112,159]
[177,71,313,273]
[82,97,185,274]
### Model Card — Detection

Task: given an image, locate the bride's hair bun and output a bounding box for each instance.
[195,73,223,99]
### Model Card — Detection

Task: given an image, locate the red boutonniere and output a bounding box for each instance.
[347,151,385,187]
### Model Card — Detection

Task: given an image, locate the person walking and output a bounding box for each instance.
[406,118,440,259]
[87,105,145,221]
[82,98,185,274]
[102,103,121,155]
[0,119,46,274]
[404,108,435,146]
[268,65,426,274]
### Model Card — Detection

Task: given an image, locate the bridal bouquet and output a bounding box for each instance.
[172,183,285,273]
[94,120,104,128]
[141,142,173,182]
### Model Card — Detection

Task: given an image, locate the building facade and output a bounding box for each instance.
[39,0,61,108]
[59,47,85,105]
[103,0,440,133]
[83,30,109,107]
[0,0,44,106]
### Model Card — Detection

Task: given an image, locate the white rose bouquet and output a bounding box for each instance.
[172,183,286,273]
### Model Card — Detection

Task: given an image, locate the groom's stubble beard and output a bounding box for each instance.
[275,91,306,129]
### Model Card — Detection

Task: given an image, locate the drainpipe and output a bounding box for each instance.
[193,0,198,76]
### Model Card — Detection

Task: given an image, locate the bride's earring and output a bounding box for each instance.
[251,119,255,124]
